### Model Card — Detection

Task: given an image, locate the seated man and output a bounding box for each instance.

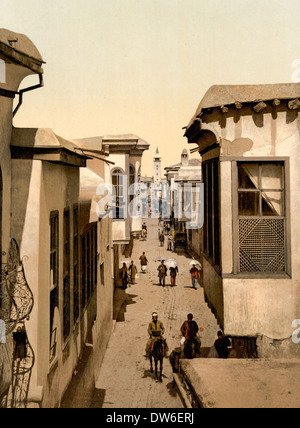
[145,312,169,357]
[214,331,231,359]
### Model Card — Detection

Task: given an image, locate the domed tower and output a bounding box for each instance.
[153,147,161,183]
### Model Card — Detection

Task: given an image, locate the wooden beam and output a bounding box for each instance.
[288,99,300,110]
[253,101,267,113]
[220,105,229,113]
[272,99,281,107]
[235,102,242,110]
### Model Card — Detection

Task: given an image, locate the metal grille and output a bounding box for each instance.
[239,219,285,272]
[0,239,34,408]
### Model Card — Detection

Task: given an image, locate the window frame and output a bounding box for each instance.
[202,159,221,271]
[80,222,98,312]
[49,210,59,365]
[73,204,80,324]
[111,167,127,220]
[231,158,291,278]
[63,208,71,342]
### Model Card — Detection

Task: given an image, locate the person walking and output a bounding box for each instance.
[169,265,178,286]
[190,264,200,290]
[139,252,148,274]
[159,232,165,247]
[167,235,173,251]
[119,263,128,290]
[157,261,167,286]
[129,260,137,284]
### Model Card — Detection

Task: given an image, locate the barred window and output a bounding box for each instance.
[63,209,71,341]
[203,160,220,268]
[129,165,135,203]
[236,161,287,274]
[81,223,97,309]
[50,211,59,363]
[73,204,79,323]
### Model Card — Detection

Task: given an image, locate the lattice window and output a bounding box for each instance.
[239,219,285,272]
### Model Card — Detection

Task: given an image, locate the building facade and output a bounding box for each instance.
[0,29,115,409]
[0,29,44,407]
[184,83,300,358]
[164,150,202,257]
[74,134,149,287]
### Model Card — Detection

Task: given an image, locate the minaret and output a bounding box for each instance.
[153,147,161,183]
[181,148,189,166]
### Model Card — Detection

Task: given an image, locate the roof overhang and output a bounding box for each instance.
[184,83,300,150]
[11,128,88,167]
[11,145,87,167]
[0,28,44,74]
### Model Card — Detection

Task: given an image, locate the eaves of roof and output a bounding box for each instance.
[0,28,44,74]
[185,82,300,133]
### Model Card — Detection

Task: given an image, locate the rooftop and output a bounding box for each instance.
[165,158,202,171]
[11,127,87,167]
[73,134,150,152]
[180,358,300,408]
[186,82,300,131]
[0,28,44,73]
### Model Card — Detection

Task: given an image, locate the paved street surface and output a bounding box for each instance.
[95,218,219,408]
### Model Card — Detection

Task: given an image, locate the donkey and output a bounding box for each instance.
[149,338,166,382]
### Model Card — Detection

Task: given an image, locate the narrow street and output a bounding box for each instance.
[95,218,219,408]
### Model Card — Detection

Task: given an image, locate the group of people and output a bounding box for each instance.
[157,260,178,286]
[119,260,138,289]
[157,260,200,289]
[120,256,201,289]
[119,251,149,289]
[118,221,231,363]
[158,227,175,251]
[145,311,231,360]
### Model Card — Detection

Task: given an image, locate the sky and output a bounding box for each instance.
[2,0,300,176]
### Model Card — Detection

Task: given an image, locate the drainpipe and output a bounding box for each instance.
[13,73,44,117]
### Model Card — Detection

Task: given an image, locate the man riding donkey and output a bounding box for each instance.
[145,312,169,358]
[180,313,202,357]
[142,222,147,239]
[169,313,202,372]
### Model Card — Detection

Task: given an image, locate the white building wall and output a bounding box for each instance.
[201,107,300,356]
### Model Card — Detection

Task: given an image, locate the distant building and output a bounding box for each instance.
[184,83,300,358]
[153,147,162,183]
[140,175,153,217]
[164,150,202,255]
[74,134,149,285]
